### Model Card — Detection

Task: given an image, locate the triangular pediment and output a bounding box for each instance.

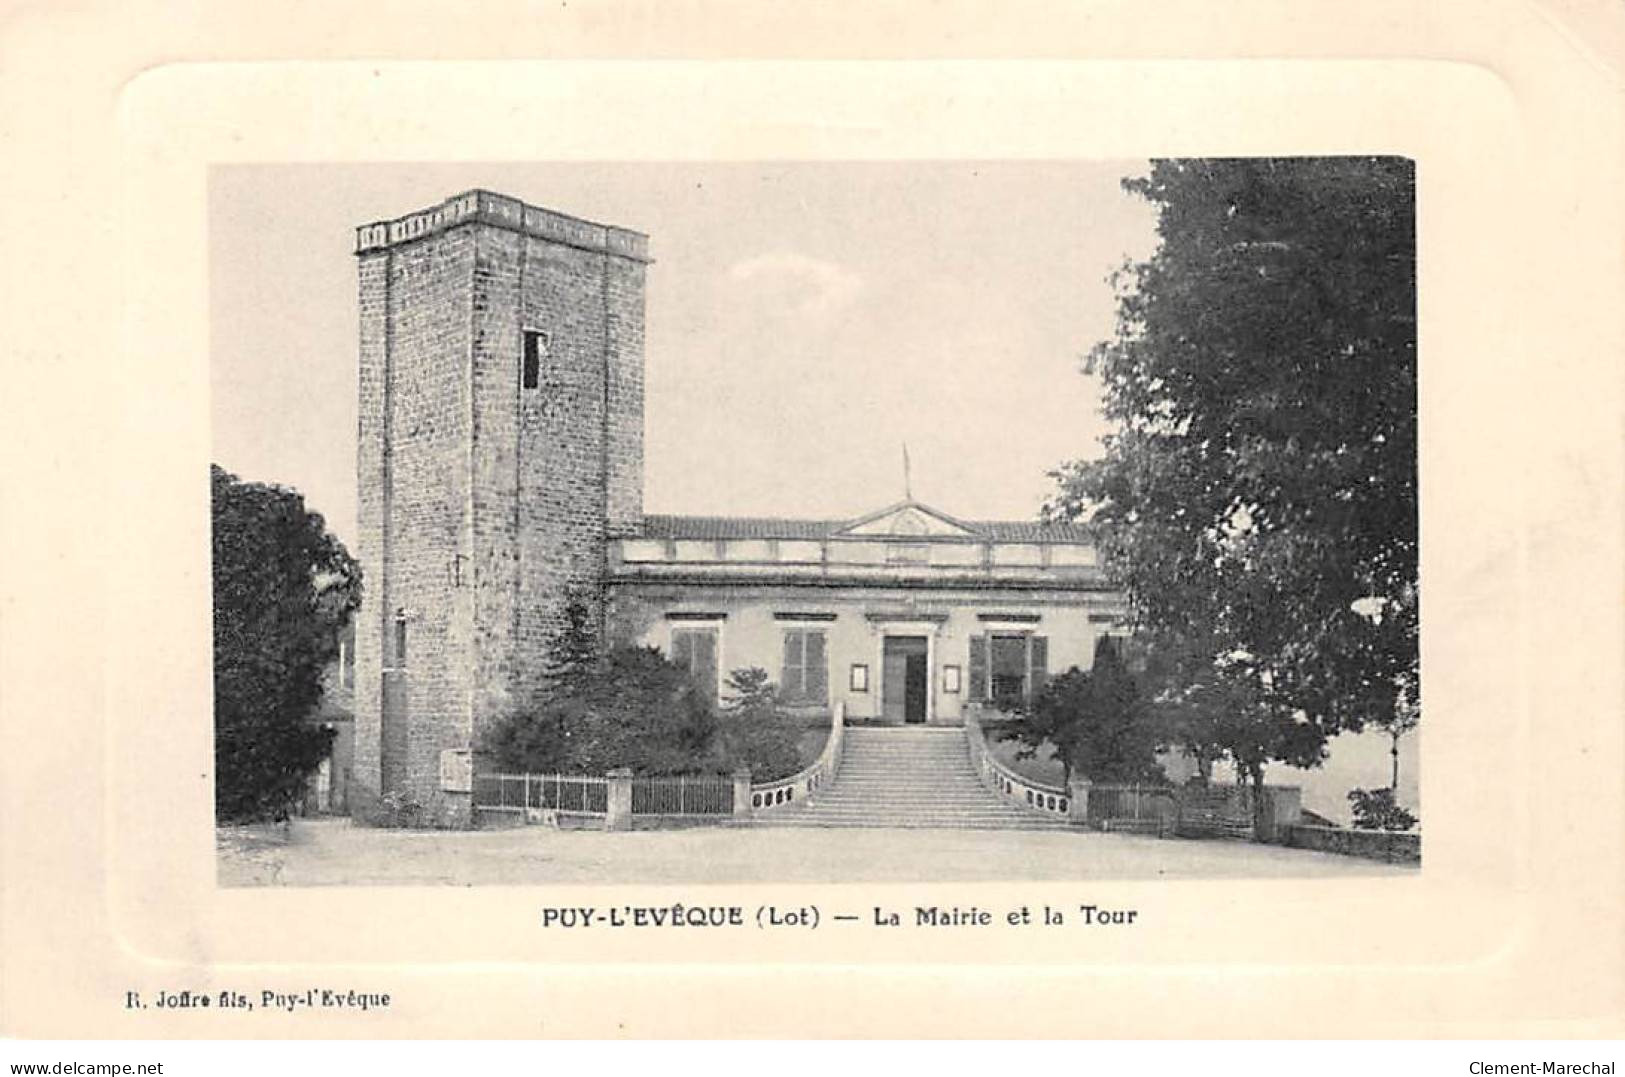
[836,501,977,539]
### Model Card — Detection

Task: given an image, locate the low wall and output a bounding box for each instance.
[1281,824,1421,864]
[963,710,1072,822]
[750,701,846,814]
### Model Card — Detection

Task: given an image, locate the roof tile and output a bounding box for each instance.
[639,514,1091,544]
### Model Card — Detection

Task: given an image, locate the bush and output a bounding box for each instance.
[714,668,805,783]
[1348,787,1418,831]
[483,645,718,776]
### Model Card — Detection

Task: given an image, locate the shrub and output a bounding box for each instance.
[483,645,718,777]
[1348,787,1418,831]
[714,668,805,783]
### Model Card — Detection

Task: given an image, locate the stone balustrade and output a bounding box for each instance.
[963,709,1072,820]
[748,701,846,813]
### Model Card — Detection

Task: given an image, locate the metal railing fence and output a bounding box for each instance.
[630,774,734,816]
[473,773,608,815]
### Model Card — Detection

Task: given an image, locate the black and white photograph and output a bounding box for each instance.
[4,11,1622,1053]
[209,158,1420,887]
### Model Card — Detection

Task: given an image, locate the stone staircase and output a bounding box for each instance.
[751,726,1071,830]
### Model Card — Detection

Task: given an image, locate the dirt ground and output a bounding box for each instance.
[218,817,1411,887]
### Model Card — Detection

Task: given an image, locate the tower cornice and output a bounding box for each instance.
[354,189,651,263]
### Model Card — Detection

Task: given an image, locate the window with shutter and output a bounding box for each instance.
[968,634,988,700]
[990,634,1029,709]
[804,630,827,703]
[1028,635,1048,703]
[670,627,719,707]
[780,629,828,704]
[781,632,803,700]
[691,630,717,707]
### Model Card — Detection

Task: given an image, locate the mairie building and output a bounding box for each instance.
[350,190,1131,827]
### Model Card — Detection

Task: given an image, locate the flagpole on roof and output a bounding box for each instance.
[902,442,912,501]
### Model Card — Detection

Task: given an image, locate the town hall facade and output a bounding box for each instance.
[351,190,1130,827]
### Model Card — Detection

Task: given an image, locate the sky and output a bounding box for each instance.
[209,160,1160,550]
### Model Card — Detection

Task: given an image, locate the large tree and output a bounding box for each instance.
[1050,158,1418,793]
[212,465,360,821]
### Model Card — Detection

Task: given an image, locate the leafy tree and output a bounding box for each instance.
[1138,629,1328,798]
[212,464,360,822]
[998,637,1164,786]
[1049,157,1419,791]
[715,667,805,783]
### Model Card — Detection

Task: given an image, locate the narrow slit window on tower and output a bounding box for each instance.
[522,330,546,390]
[393,614,408,668]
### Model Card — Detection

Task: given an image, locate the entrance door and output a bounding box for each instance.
[882,636,929,723]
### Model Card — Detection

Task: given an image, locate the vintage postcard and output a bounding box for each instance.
[2,1,1622,1042]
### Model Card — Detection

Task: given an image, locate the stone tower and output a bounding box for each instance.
[351,190,648,826]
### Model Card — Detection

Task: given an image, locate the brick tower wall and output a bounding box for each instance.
[353,227,478,827]
[604,256,646,538]
[352,250,388,813]
[467,225,646,744]
[352,191,648,826]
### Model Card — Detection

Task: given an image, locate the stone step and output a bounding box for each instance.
[746,727,1066,831]
[762,808,1067,820]
[814,793,996,800]
[823,775,985,783]
[840,758,973,765]
[826,783,990,790]
[807,811,1034,819]
[836,769,975,775]
[780,812,1059,821]
[834,758,975,764]
[812,797,1008,805]
[837,764,979,769]
[839,757,973,764]
[812,789,988,795]
[756,817,1073,830]
[835,769,979,776]
[809,789,988,795]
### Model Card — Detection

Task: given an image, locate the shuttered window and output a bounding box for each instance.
[968,634,988,700]
[780,629,828,704]
[990,634,1029,708]
[670,627,719,707]
[969,631,1047,708]
[1028,635,1048,699]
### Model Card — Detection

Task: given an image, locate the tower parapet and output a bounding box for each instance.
[355,189,650,261]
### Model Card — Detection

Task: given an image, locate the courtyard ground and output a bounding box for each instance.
[218,817,1411,887]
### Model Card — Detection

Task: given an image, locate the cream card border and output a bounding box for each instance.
[2,1,1622,1039]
